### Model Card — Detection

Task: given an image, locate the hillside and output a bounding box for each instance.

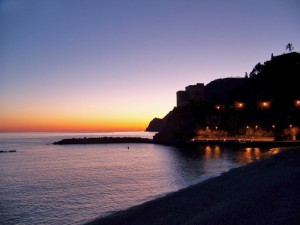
[204,77,246,101]
[149,52,300,142]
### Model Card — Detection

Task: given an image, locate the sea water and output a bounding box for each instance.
[0,132,279,225]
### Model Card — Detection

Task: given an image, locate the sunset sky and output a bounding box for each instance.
[1,0,300,132]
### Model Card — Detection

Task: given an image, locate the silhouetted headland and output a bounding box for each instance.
[147,52,300,143]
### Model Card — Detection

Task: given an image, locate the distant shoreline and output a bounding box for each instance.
[53,136,300,147]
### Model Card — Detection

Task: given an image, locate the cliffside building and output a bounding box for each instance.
[177,83,204,107]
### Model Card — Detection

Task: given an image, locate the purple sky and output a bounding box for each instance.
[1,0,299,131]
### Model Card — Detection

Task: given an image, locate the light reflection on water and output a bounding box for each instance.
[236,147,280,164]
[0,133,281,225]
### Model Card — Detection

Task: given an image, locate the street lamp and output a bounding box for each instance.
[259,101,270,109]
[246,126,250,139]
[289,125,294,141]
[215,126,219,139]
[234,102,244,109]
[254,125,258,139]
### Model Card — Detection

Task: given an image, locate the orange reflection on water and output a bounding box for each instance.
[205,146,212,160]
[254,148,261,160]
[266,148,280,156]
[205,145,221,160]
[214,146,220,159]
[236,147,282,165]
[237,147,262,164]
[245,147,254,163]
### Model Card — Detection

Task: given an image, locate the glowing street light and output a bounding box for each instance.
[235,102,244,109]
[253,125,258,139]
[260,101,270,109]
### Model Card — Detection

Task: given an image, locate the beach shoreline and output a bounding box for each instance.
[53,136,300,148]
[84,146,300,225]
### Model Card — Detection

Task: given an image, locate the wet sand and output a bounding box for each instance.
[85,146,300,225]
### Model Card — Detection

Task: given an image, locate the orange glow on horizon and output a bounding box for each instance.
[0,92,170,132]
[0,124,146,132]
[0,115,150,132]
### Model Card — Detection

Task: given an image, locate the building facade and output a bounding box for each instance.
[176,83,204,107]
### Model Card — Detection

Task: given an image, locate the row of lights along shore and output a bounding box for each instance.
[214,99,300,110]
[203,100,299,138]
[206,124,293,130]
[205,124,294,130]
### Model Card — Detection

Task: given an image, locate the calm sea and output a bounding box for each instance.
[0,132,280,225]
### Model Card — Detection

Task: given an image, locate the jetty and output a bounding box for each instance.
[53,137,154,145]
[0,150,16,153]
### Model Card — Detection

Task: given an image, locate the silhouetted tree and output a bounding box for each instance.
[249,63,263,77]
[286,43,294,52]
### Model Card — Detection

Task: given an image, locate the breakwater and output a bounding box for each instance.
[53,137,154,145]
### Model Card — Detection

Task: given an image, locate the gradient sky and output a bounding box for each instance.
[1,0,300,132]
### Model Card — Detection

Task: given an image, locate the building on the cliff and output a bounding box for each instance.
[177,83,204,107]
